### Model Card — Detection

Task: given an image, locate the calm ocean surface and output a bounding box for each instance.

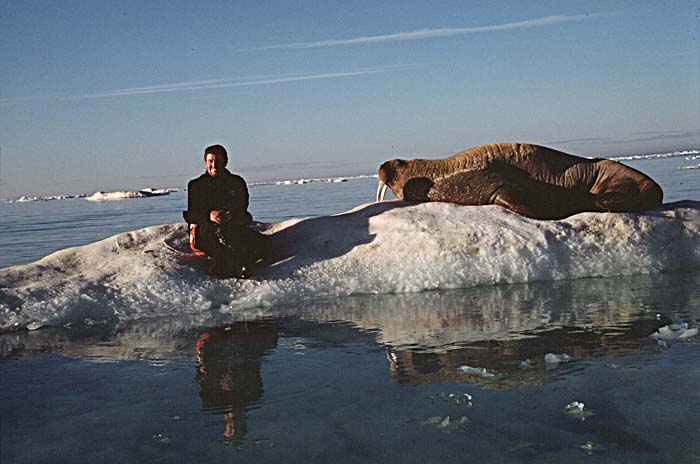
[2,156,700,463]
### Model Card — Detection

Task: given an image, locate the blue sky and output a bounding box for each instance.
[1,0,698,197]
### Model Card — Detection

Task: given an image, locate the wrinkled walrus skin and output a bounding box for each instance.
[377,143,663,220]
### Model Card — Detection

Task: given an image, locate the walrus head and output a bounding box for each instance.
[377,159,406,201]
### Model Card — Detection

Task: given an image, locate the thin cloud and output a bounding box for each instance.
[249,13,600,51]
[547,136,610,145]
[548,129,700,147]
[0,65,416,104]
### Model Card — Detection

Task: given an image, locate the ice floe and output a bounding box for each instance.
[609,149,700,161]
[2,200,700,331]
[6,194,85,203]
[86,188,171,201]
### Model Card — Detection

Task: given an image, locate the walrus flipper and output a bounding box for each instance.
[492,177,603,220]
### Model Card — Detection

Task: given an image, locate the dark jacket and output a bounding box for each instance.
[183,169,252,225]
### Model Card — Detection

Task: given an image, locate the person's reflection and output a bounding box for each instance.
[195,321,278,438]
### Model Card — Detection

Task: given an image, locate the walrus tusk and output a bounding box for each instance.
[376,181,388,202]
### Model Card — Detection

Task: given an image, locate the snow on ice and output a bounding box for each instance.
[1,200,700,331]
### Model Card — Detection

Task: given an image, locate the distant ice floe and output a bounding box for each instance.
[680,164,700,171]
[86,188,173,201]
[249,174,375,187]
[2,200,700,331]
[4,176,374,202]
[609,149,700,161]
[7,194,86,203]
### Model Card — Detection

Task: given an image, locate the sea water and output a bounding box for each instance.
[1,154,700,463]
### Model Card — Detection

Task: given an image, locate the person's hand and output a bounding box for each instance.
[209,210,232,224]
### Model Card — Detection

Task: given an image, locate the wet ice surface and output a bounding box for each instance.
[3,271,700,464]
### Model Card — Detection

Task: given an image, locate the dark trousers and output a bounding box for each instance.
[195,222,270,271]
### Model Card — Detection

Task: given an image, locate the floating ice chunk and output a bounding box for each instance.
[579,441,606,454]
[457,365,495,378]
[566,401,584,412]
[432,392,473,406]
[26,321,44,331]
[651,323,698,340]
[138,188,170,197]
[419,415,469,431]
[152,433,170,444]
[545,353,572,364]
[564,401,594,420]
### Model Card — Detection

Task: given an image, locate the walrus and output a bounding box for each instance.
[376,143,663,220]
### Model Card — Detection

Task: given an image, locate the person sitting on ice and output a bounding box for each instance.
[183,144,270,278]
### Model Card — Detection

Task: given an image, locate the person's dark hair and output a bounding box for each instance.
[204,144,228,163]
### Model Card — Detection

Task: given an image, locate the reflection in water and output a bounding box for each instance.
[385,318,666,386]
[195,322,278,438]
[293,272,699,351]
[2,271,698,371]
[1,272,699,461]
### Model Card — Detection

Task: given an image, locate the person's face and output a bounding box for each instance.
[205,153,227,177]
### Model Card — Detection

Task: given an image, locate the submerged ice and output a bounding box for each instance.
[1,200,700,331]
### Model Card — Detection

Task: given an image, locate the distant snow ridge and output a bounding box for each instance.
[609,149,700,161]
[86,188,172,201]
[7,194,86,203]
[4,176,375,202]
[249,174,376,187]
[1,200,700,331]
